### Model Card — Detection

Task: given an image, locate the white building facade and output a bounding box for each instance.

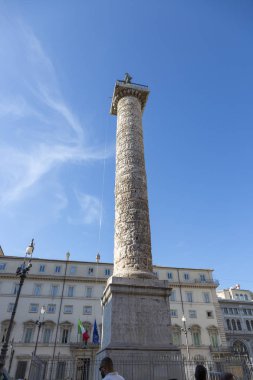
[0,255,227,379]
[217,287,253,362]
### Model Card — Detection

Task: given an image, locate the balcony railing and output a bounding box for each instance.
[69,342,99,349]
[167,278,219,286]
[209,345,232,353]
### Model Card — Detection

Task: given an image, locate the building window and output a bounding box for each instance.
[223,308,228,314]
[64,305,73,314]
[56,362,66,379]
[209,330,219,348]
[232,319,237,330]
[167,272,173,280]
[245,294,248,300]
[200,274,206,282]
[243,309,248,315]
[55,266,61,273]
[7,303,14,312]
[172,328,182,346]
[83,306,92,315]
[203,292,210,303]
[170,309,178,318]
[237,320,242,330]
[233,308,239,315]
[39,265,45,273]
[228,308,234,315]
[192,330,201,346]
[70,266,77,274]
[43,328,52,343]
[88,267,94,276]
[15,361,27,379]
[189,310,197,318]
[248,309,252,316]
[29,303,39,313]
[1,326,8,343]
[33,284,42,296]
[47,304,56,314]
[61,329,69,344]
[0,263,6,271]
[85,287,93,298]
[51,285,59,297]
[246,320,251,331]
[104,269,111,276]
[24,327,33,343]
[226,319,231,330]
[184,273,189,281]
[67,286,74,297]
[170,290,176,302]
[207,311,214,318]
[12,283,19,295]
[186,292,193,303]
[251,321,253,330]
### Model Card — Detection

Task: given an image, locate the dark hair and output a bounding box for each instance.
[195,365,207,380]
[221,373,234,380]
[100,356,113,370]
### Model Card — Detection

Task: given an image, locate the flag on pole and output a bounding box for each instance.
[78,319,89,342]
[92,319,99,344]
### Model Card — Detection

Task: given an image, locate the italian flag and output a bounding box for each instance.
[78,319,89,342]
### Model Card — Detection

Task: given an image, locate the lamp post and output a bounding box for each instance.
[0,239,35,365]
[181,315,191,361]
[34,306,46,356]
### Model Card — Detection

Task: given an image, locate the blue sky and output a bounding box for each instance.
[0,1,253,290]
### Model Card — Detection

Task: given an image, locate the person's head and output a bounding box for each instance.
[195,365,207,380]
[99,357,114,378]
[221,373,235,380]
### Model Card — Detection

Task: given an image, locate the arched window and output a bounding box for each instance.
[232,319,237,330]
[233,340,249,358]
[251,321,253,330]
[191,325,201,346]
[237,320,242,330]
[226,319,231,330]
[172,325,182,346]
[42,320,55,344]
[246,320,251,331]
[207,326,219,348]
[59,321,72,344]
[23,320,35,344]
[0,320,12,343]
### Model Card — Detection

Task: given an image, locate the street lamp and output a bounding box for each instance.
[181,315,191,361]
[34,306,46,356]
[0,239,35,365]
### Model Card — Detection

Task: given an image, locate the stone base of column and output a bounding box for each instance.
[95,349,184,380]
[95,276,183,380]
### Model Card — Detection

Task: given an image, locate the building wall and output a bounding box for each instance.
[218,292,253,363]
[0,256,226,379]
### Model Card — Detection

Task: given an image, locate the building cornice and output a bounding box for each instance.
[0,273,107,284]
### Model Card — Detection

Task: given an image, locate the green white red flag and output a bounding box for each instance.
[78,319,89,342]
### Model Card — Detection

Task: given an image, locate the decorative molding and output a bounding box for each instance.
[110,81,149,115]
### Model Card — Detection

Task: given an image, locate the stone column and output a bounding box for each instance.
[111,80,154,278]
[95,78,182,380]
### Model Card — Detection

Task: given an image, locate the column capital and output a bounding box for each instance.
[110,80,149,115]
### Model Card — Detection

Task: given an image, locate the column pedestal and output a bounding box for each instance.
[96,276,183,380]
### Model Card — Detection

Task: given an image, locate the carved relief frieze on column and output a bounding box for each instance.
[110,80,154,279]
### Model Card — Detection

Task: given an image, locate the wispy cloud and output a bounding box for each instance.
[68,192,100,225]
[0,18,110,208]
